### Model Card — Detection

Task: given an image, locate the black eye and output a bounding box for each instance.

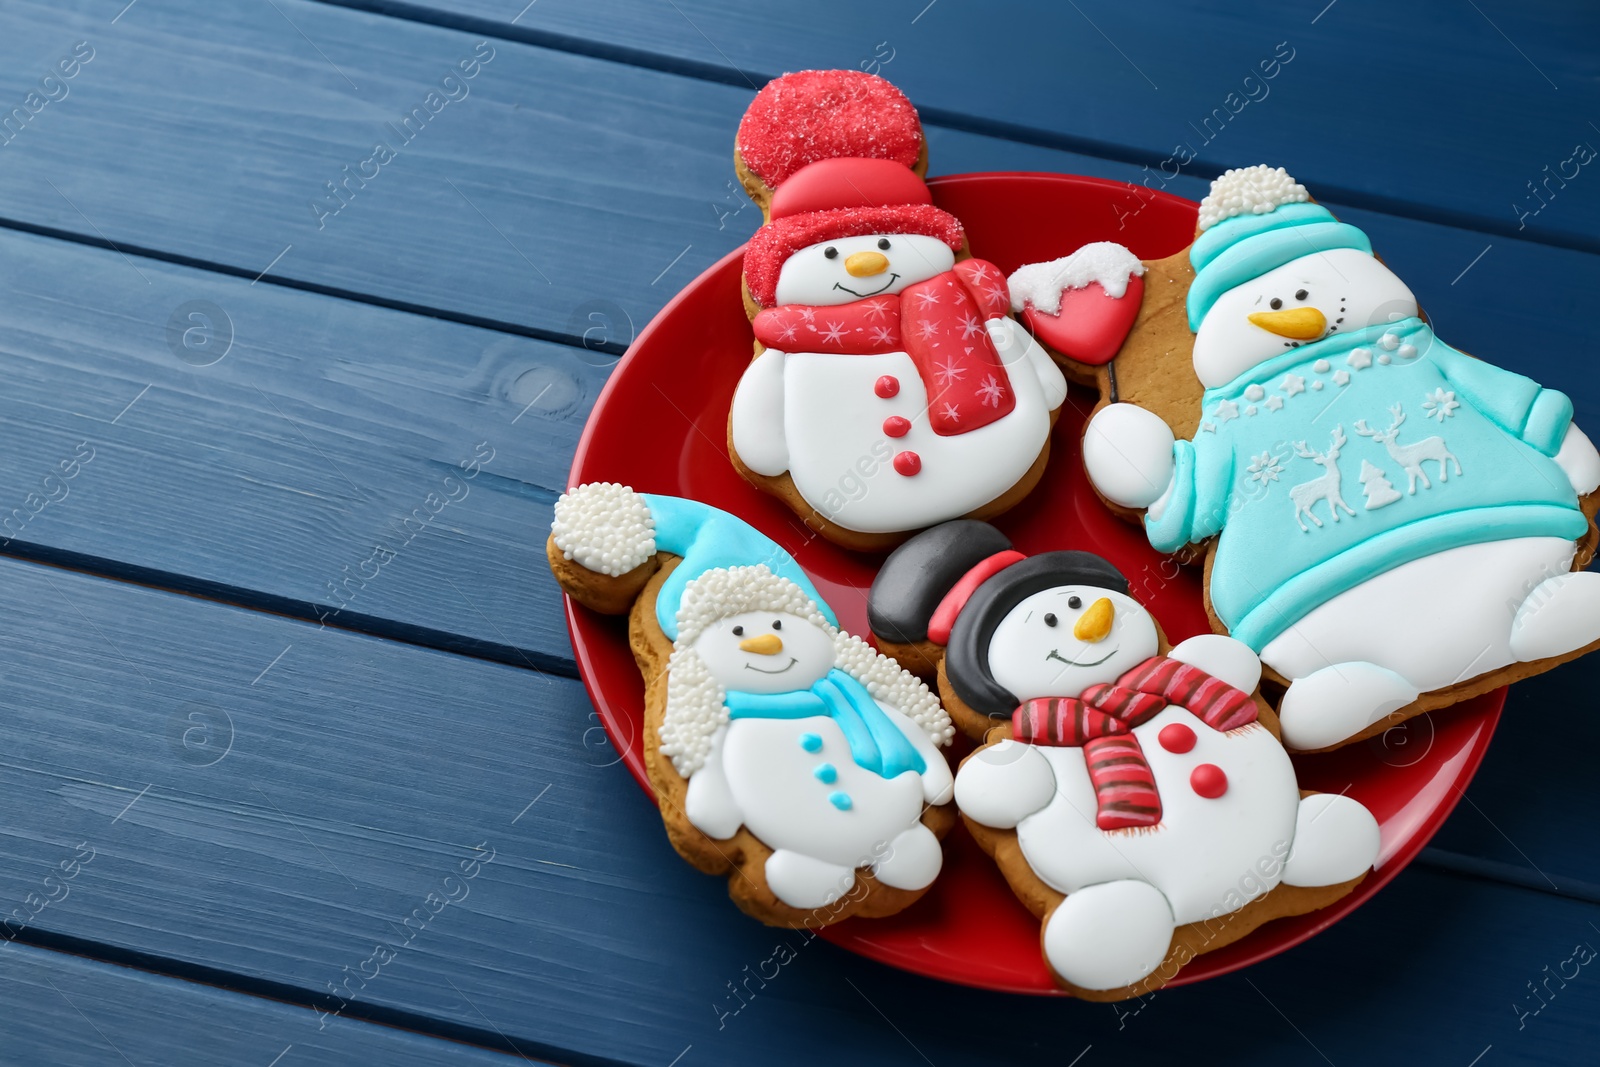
[877,238,891,250]
[1269,298,1283,310]
[771,620,782,630]
[732,625,744,636]
[1068,596,1082,609]
[1043,613,1057,627]
[1295,289,1309,301]
[824,247,838,259]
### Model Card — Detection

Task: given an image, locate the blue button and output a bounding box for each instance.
[799,733,822,752]
[828,791,853,811]
[813,763,837,784]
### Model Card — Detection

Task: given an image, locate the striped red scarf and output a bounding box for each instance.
[1010,656,1257,831]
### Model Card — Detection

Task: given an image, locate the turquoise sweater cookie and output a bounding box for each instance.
[1147,318,1585,650]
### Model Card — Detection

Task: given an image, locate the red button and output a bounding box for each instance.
[883,416,911,438]
[1158,723,1196,754]
[893,451,921,476]
[875,376,900,398]
[1190,763,1228,799]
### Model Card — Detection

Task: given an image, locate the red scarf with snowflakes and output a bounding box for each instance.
[751,259,1016,436]
[1010,656,1258,831]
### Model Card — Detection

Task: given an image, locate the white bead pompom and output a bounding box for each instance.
[550,482,655,576]
[1196,165,1310,231]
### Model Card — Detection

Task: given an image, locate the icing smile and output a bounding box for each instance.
[833,274,899,298]
[744,657,799,675]
[1046,647,1118,668]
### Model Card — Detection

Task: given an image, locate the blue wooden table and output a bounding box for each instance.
[0,1,1596,1063]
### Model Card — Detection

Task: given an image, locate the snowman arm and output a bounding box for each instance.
[953,739,1057,829]
[1430,343,1574,456]
[1149,427,1237,552]
[988,316,1068,410]
[730,348,789,476]
[1555,424,1600,495]
[1167,634,1263,694]
[878,702,953,806]
[683,726,743,841]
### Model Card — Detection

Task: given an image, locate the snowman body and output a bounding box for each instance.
[704,703,947,869]
[733,231,1067,535]
[1011,711,1297,924]
[738,335,1058,533]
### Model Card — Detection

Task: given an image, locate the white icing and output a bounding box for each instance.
[1275,662,1421,752]
[694,609,836,695]
[1511,570,1600,663]
[765,849,855,910]
[1281,794,1380,887]
[1009,712,1299,925]
[684,725,741,840]
[1084,403,1178,509]
[1167,634,1262,694]
[989,315,1071,410]
[1196,165,1310,231]
[985,588,1159,701]
[1260,536,1578,699]
[1555,423,1600,495]
[952,739,1056,829]
[771,349,1057,534]
[722,713,929,869]
[730,347,790,477]
[871,823,944,891]
[1191,249,1417,388]
[773,233,955,308]
[1006,242,1146,313]
[550,482,654,576]
[1044,879,1175,991]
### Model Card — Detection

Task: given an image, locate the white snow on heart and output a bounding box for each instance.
[1007,242,1146,314]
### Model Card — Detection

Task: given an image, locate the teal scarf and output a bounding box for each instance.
[725,669,926,779]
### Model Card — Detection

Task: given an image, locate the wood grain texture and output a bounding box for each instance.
[332,0,1600,249]
[0,941,524,1065]
[0,552,1594,1065]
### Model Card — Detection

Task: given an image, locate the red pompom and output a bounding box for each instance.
[738,70,923,188]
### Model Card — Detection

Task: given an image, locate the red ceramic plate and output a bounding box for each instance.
[565,173,1503,995]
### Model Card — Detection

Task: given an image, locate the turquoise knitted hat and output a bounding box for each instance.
[1186,167,1372,331]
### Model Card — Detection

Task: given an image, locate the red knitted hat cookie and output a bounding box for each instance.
[736,70,963,308]
[737,69,924,188]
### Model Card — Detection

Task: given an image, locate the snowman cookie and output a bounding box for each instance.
[1017,165,1600,752]
[728,70,1069,550]
[867,520,1380,999]
[548,484,955,926]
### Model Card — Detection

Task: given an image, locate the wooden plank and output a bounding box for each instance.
[0,552,1595,1066]
[0,224,608,670]
[0,942,522,1065]
[6,0,1597,357]
[325,0,1600,251]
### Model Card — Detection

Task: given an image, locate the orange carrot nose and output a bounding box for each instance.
[845,251,890,277]
[739,633,784,655]
[1073,598,1115,643]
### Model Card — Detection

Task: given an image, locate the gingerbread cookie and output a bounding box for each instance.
[867,520,1379,998]
[728,70,1069,551]
[548,484,956,926]
[1014,165,1600,752]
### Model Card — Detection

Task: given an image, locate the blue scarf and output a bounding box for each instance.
[724,669,926,779]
